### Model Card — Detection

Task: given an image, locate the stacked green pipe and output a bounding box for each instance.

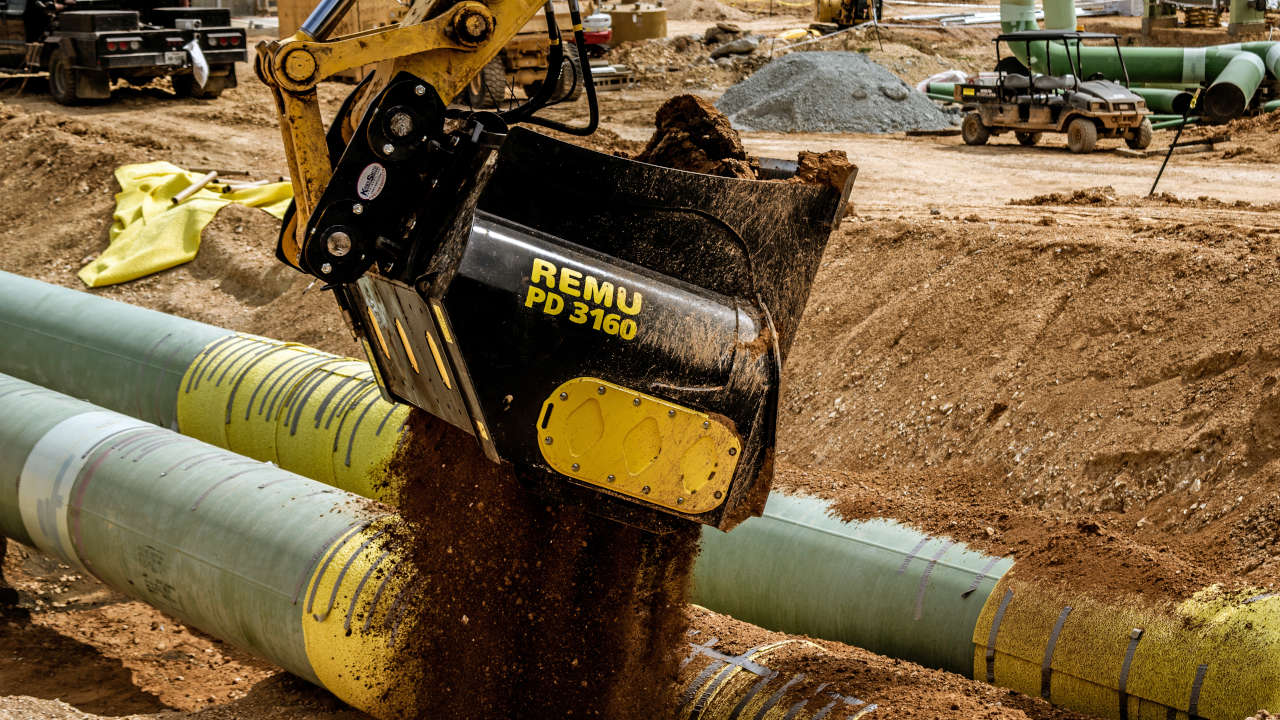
[7,272,1280,718]
[1001,0,1280,121]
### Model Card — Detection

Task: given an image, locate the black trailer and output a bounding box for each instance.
[0,0,247,104]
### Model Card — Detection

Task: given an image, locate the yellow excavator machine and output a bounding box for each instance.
[255,0,854,532]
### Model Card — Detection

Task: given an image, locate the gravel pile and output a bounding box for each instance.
[716,51,956,134]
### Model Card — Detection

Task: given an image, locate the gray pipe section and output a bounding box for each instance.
[0,372,384,684]
[693,493,1011,676]
[0,271,230,430]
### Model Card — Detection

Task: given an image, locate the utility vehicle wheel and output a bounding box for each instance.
[467,57,510,108]
[1015,131,1042,146]
[1066,117,1098,153]
[48,48,82,106]
[961,112,990,146]
[172,73,224,99]
[1126,118,1153,150]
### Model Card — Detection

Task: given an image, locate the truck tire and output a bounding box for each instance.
[1125,117,1153,150]
[467,58,510,108]
[961,112,989,146]
[172,73,224,100]
[1015,131,1041,146]
[48,48,82,106]
[1066,117,1098,153]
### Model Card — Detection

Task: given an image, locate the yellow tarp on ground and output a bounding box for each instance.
[78,161,293,288]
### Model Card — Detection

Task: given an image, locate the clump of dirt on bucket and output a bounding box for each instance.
[634,94,755,178]
[380,411,699,719]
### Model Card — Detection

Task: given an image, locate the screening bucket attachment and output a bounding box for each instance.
[292,75,853,531]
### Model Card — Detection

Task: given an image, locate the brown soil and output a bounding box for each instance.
[663,0,752,23]
[634,94,753,177]
[379,413,698,719]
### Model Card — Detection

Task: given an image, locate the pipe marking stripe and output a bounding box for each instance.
[332,386,381,455]
[985,588,1014,683]
[683,637,720,669]
[256,354,329,421]
[810,697,840,720]
[896,537,930,574]
[964,555,1003,598]
[343,388,386,465]
[189,466,275,511]
[362,556,406,632]
[19,412,151,572]
[292,520,368,605]
[263,354,341,419]
[1187,663,1208,719]
[727,669,779,720]
[1182,48,1207,83]
[1117,627,1144,720]
[312,527,389,622]
[194,335,253,389]
[751,673,804,720]
[185,334,241,392]
[782,682,830,720]
[344,549,391,634]
[1040,606,1073,700]
[304,520,373,614]
[313,373,365,429]
[690,644,776,720]
[233,345,310,418]
[214,339,274,388]
[224,347,296,425]
[914,539,954,621]
[324,374,377,430]
[286,361,350,435]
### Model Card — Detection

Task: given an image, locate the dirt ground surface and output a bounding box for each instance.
[1,10,1279,719]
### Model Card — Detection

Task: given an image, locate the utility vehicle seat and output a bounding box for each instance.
[1032,74,1076,91]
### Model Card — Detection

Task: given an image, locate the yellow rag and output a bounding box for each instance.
[78,161,293,288]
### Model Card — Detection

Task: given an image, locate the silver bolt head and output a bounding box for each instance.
[571,463,580,471]
[544,436,553,445]
[414,84,426,95]
[728,447,737,456]
[351,202,364,215]
[641,485,650,494]
[559,392,568,400]
[607,474,616,482]
[676,497,684,504]
[714,490,723,499]
[596,386,606,395]
[702,420,710,429]
[326,231,352,257]
[320,262,332,274]
[382,143,395,154]
[668,409,676,417]
[632,397,641,406]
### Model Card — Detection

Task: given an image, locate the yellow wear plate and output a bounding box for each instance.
[537,377,740,514]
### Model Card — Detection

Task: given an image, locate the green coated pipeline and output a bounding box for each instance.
[1131,87,1194,114]
[1002,0,1279,121]
[0,372,406,715]
[9,274,1280,718]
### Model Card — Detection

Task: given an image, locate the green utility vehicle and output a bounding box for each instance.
[954,31,1153,153]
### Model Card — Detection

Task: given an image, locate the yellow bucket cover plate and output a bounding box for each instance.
[537,377,740,513]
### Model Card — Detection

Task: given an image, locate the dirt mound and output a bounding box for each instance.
[773,202,1280,602]
[1010,185,1280,213]
[1192,108,1280,163]
[663,0,751,22]
[716,51,955,133]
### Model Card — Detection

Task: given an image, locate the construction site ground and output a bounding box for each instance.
[2,10,1280,719]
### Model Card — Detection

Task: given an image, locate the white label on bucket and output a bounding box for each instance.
[356,163,387,201]
[18,411,151,572]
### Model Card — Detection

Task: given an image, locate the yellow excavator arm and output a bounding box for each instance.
[256,0,553,265]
